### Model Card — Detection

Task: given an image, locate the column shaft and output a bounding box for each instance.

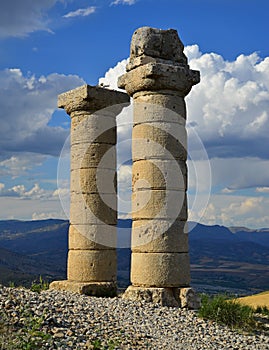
[50,84,129,296]
[118,27,200,307]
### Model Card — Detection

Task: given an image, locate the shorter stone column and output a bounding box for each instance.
[50,84,129,296]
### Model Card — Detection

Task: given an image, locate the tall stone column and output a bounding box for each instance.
[118,27,200,306]
[50,85,129,296]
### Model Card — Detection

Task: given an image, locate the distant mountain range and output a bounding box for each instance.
[0,219,268,295]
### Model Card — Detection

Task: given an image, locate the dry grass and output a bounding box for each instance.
[237,291,269,308]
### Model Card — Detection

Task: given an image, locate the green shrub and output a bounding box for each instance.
[30,276,49,293]
[198,294,256,331]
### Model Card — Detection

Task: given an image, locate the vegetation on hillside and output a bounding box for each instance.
[198,294,269,333]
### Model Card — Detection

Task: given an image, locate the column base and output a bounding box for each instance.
[122,286,200,309]
[49,280,117,297]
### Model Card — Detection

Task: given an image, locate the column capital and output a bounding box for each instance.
[118,26,200,97]
[118,62,200,97]
[58,84,130,115]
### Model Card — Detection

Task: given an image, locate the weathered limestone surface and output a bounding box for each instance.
[132,219,188,252]
[118,27,200,306]
[122,286,201,308]
[50,85,129,296]
[71,114,116,145]
[69,224,117,250]
[118,62,199,96]
[132,123,187,161]
[70,192,117,225]
[127,27,186,68]
[133,93,186,124]
[70,168,116,194]
[132,160,187,191]
[130,252,191,287]
[180,287,201,309]
[49,281,116,297]
[67,250,117,282]
[132,190,187,221]
[58,85,129,114]
[122,286,181,307]
[71,143,116,170]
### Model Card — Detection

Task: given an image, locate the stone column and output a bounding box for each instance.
[50,84,129,296]
[118,27,200,307]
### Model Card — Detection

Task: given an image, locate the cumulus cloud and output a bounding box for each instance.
[256,187,269,193]
[189,194,269,229]
[0,182,53,200]
[53,187,69,198]
[0,68,84,163]
[98,49,269,161]
[0,154,45,177]
[63,6,96,18]
[0,0,64,38]
[99,59,128,90]
[99,48,269,161]
[98,48,269,228]
[185,45,269,160]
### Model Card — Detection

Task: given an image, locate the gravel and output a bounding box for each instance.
[0,285,269,349]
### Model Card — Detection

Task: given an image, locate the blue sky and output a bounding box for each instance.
[0,0,269,228]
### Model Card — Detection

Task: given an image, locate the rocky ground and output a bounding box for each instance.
[0,285,269,349]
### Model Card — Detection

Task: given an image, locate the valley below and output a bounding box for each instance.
[0,219,268,295]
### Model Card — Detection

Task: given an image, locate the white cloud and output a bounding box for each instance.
[0,154,46,177]
[0,0,65,38]
[0,196,65,220]
[63,6,96,19]
[118,164,132,183]
[98,59,132,183]
[111,0,137,5]
[53,187,69,198]
[99,49,269,161]
[189,194,269,229]
[32,211,66,220]
[98,54,269,190]
[0,66,81,212]
[221,188,235,194]
[256,187,269,194]
[118,164,132,215]
[97,48,269,228]
[0,68,84,167]
[99,59,128,91]
[185,45,269,160]
[0,182,54,200]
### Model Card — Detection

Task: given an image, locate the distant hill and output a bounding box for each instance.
[0,219,268,294]
[0,219,68,286]
[228,226,269,247]
[189,223,269,294]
